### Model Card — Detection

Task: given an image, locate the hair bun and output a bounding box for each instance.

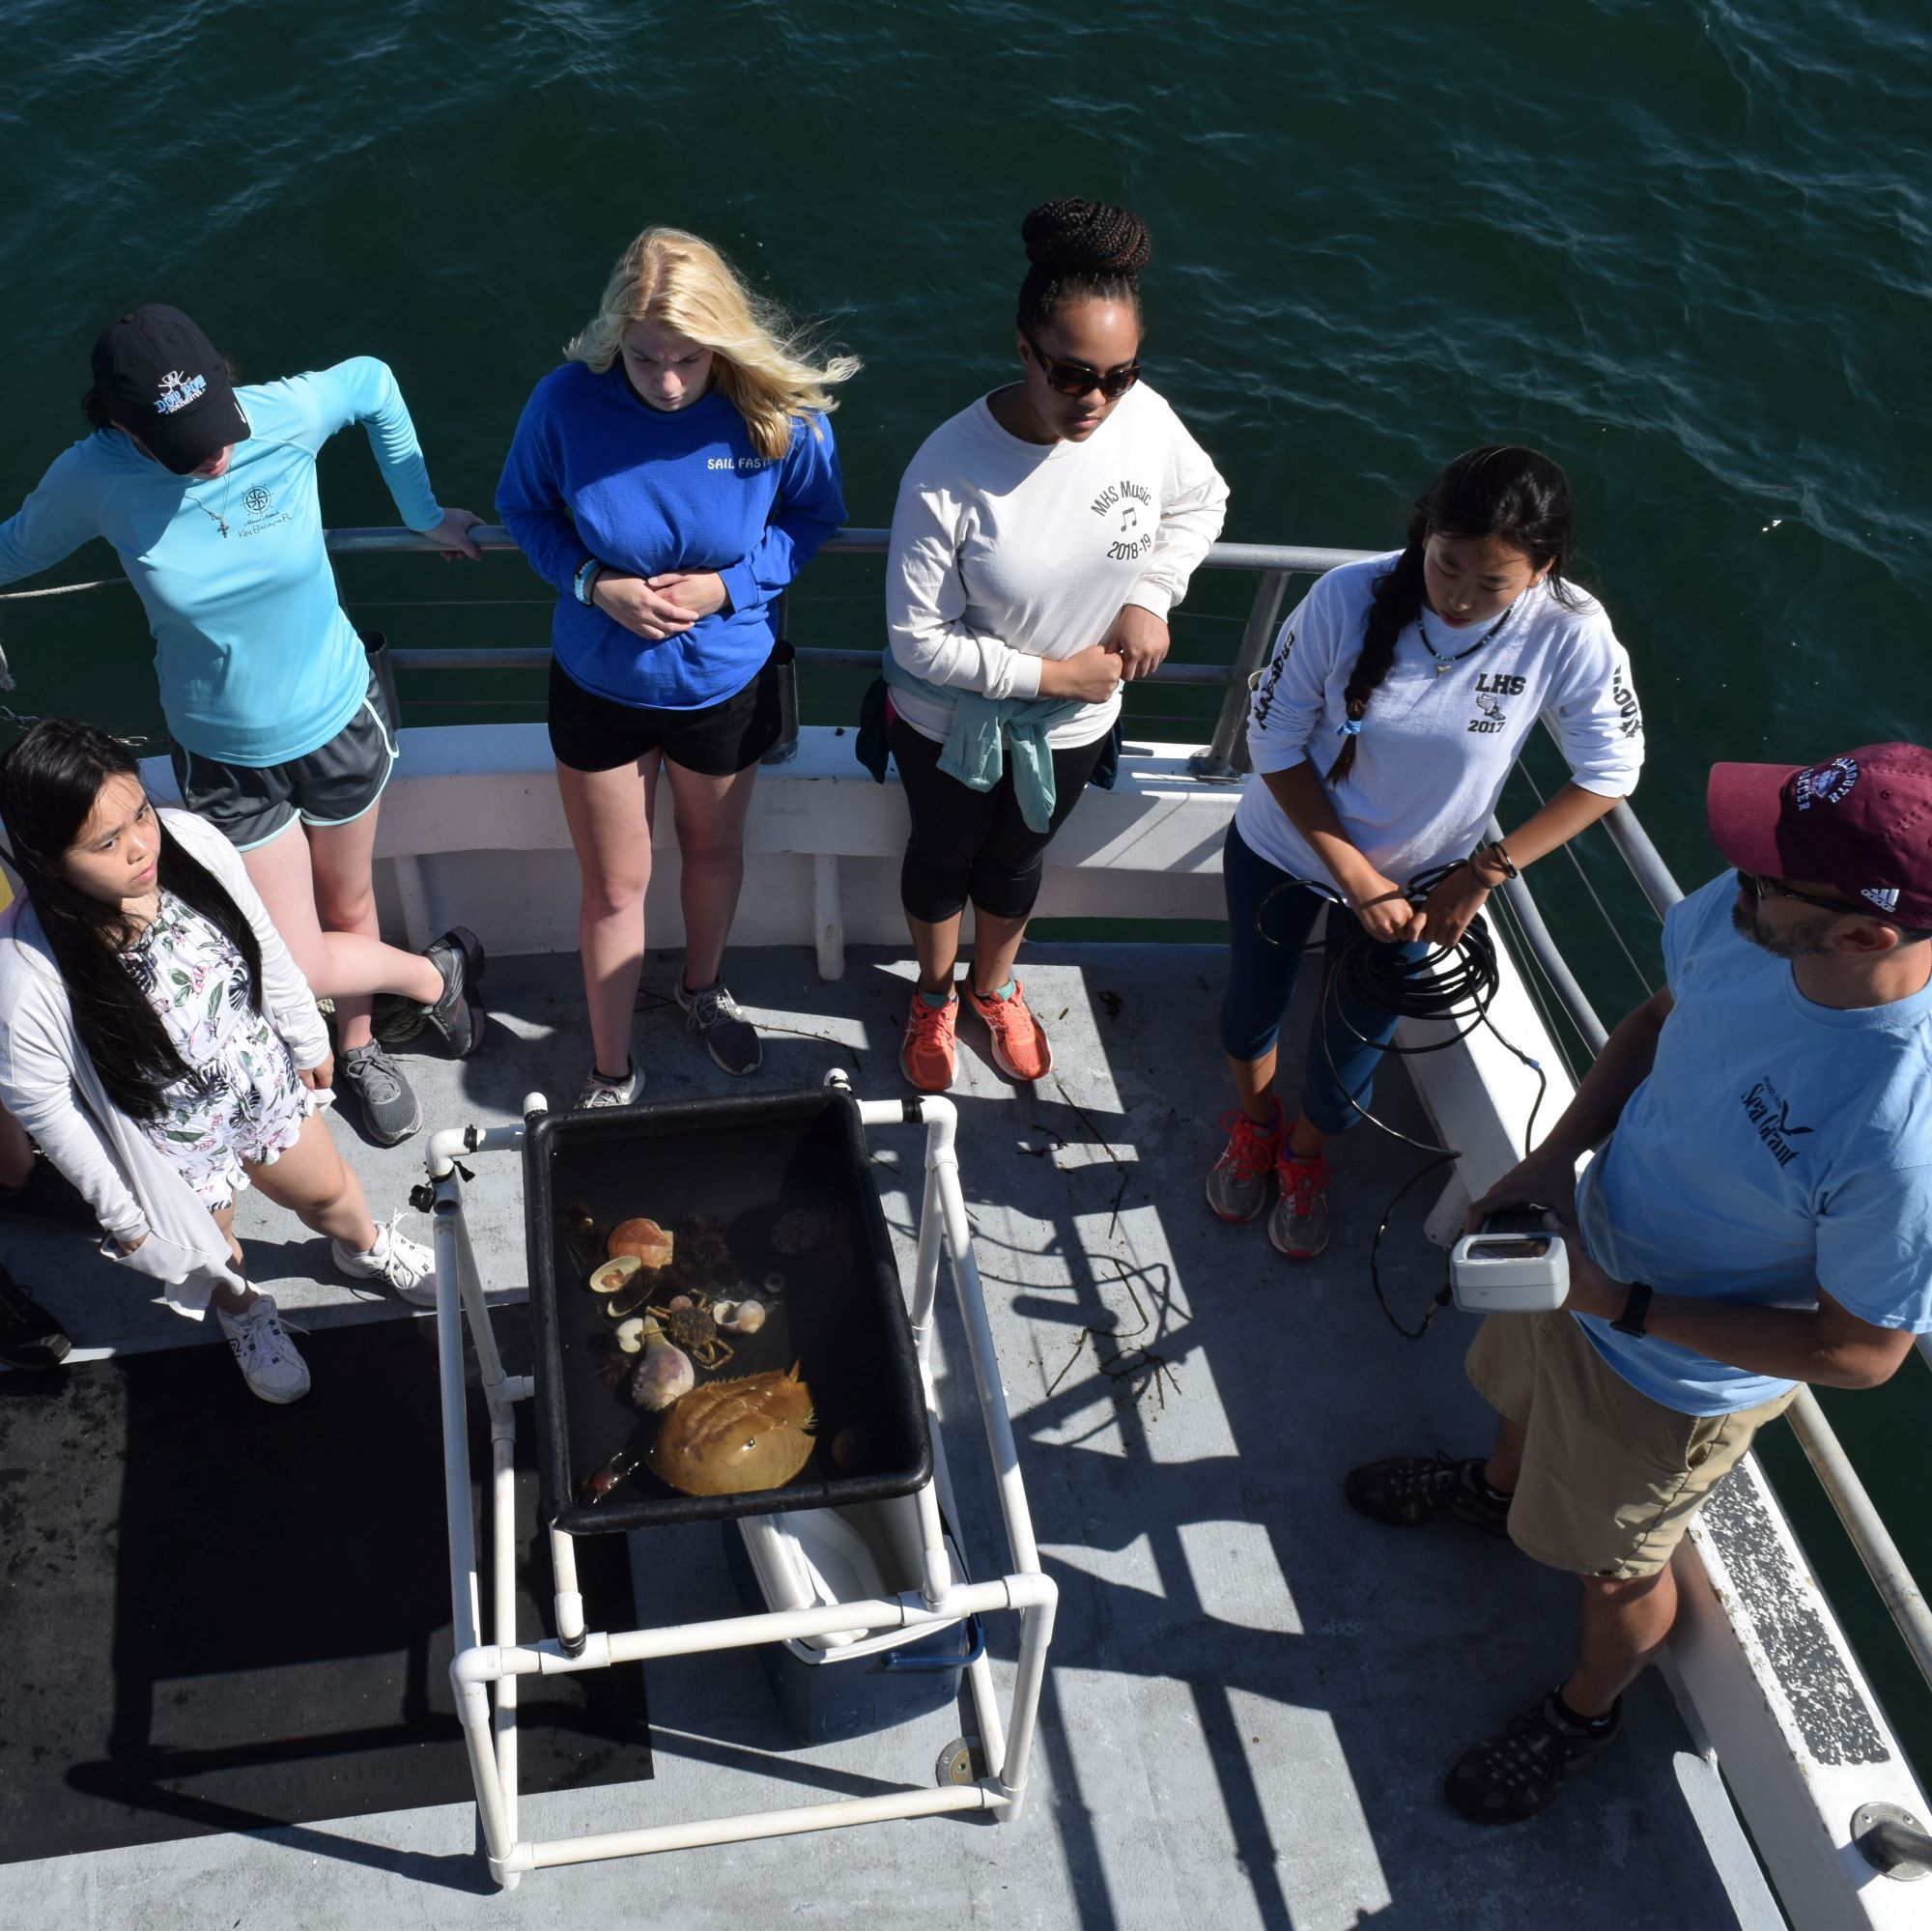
[1020,198,1152,278]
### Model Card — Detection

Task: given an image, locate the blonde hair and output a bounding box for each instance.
[566,227,860,461]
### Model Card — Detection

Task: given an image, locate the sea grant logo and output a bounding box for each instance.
[1741,1076,1813,1168]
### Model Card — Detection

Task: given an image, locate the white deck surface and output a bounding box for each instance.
[0,946,1776,1930]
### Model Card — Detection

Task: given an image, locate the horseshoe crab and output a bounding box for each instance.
[645,1363,816,1497]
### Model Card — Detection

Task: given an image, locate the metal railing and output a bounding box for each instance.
[326,521,1932,1699]
[325,525,1370,774]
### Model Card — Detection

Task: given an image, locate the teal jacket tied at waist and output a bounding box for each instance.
[873,657,1114,831]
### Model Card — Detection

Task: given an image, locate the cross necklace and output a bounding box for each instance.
[1415,597,1520,674]
[188,472,234,538]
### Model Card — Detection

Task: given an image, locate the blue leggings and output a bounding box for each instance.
[1218,820,1427,1136]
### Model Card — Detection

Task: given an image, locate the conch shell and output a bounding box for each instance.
[608,1217,674,1268]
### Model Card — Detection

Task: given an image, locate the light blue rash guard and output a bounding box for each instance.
[496,361,846,711]
[1575,872,1932,1415]
[0,357,445,765]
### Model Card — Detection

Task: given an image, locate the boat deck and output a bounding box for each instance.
[0,945,1777,1929]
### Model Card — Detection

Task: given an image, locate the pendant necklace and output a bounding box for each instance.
[1415,597,1519,674]
[188,473,234,538]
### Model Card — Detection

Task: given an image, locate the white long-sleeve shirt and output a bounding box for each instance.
[1235,552,1645,886]
[885,383,1229,748]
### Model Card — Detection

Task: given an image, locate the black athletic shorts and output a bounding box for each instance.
[169,665,399,852]
[547,655,781,777]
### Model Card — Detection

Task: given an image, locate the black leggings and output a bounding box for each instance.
[891,713,1109,923]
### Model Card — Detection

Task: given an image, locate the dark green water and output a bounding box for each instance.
[3,0,1929,1783]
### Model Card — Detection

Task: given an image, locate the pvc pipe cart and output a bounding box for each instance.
[423,1081,1058,1888]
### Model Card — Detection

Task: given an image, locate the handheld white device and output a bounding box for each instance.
[1448,1208,1569,1314]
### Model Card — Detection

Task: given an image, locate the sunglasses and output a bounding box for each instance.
[1023,331,1142,400]
[1737,870,1864,917]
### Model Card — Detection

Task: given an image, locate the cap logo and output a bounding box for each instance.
[154,369,208,415]
[1795,754,1859,810]
[1861,886,1901,913]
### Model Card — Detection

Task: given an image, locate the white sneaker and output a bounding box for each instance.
[576,1060,643,1109]
[216,1294,311,1404]
[333,1213,438,1307]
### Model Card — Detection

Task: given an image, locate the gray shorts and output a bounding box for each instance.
[170,666,399,852]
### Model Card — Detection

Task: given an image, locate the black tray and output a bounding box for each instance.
[525,1088,931,1535]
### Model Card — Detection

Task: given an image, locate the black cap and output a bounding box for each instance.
[90,305,249,475]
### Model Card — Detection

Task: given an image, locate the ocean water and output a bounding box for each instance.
[2,0,1929,1768]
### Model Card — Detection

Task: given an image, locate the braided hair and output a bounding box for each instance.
[1016,198,1153,331]
[1326,444,1581,783]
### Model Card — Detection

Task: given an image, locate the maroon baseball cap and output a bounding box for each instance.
[90,305,248,475]
[1707,743,1932,927]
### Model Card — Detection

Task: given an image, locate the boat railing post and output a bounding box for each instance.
[1850,1802,1932,1880]
[1187,569,1290,782]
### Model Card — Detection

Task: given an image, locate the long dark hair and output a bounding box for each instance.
[0,719,264,1121]
[1016,198,1152,332]
[1327,445,1583,783]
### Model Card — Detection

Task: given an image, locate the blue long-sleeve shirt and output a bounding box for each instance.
[0,357,445,765]
[497,361,846,711]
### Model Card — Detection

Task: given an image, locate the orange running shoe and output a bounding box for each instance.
[900,989,958,1093]
[966,979,1053,1082]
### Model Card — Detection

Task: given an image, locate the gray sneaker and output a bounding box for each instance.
[420,926,487,1059]
[1266,1152,1332,1259]
[339,1040,423,1147]
[675,978,762,1075]
[577,1061,643,1109]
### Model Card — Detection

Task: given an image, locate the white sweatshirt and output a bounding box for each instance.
[1235,552,1645,886]
[0,809,330,1318]
[885,383,1230,748]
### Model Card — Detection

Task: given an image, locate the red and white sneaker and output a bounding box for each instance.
[1267,1152,1332,1259]
[1206,1106,1284,1222]
[901,989,959,1093]
[966,980,1052,1082]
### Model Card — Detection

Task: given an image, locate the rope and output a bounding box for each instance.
[1255,869,1548,1341]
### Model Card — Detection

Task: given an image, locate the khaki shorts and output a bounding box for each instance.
[1465,1309,1797,1579]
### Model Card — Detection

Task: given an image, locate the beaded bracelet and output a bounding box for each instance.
[573,556,603,606]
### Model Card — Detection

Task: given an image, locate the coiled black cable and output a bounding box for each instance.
[1256,868,1548,1339]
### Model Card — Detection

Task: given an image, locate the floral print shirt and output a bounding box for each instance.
[123,891,313,1211]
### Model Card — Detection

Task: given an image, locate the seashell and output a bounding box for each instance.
[608,1217,675,1268]
[627,1319,695,1412]
[719,1297,766,1334]
[589,1254,642,1294]
[763,1270,786,1295]
[668,1294,693,1311]
[830,1426,873,1473]
[606,1275,654,1320]
[615,1318,646,1354]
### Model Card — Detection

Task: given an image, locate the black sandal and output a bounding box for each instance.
[1343,1450,1512,1536]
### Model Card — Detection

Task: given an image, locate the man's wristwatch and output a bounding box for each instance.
[1611,1281,1655,1338]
